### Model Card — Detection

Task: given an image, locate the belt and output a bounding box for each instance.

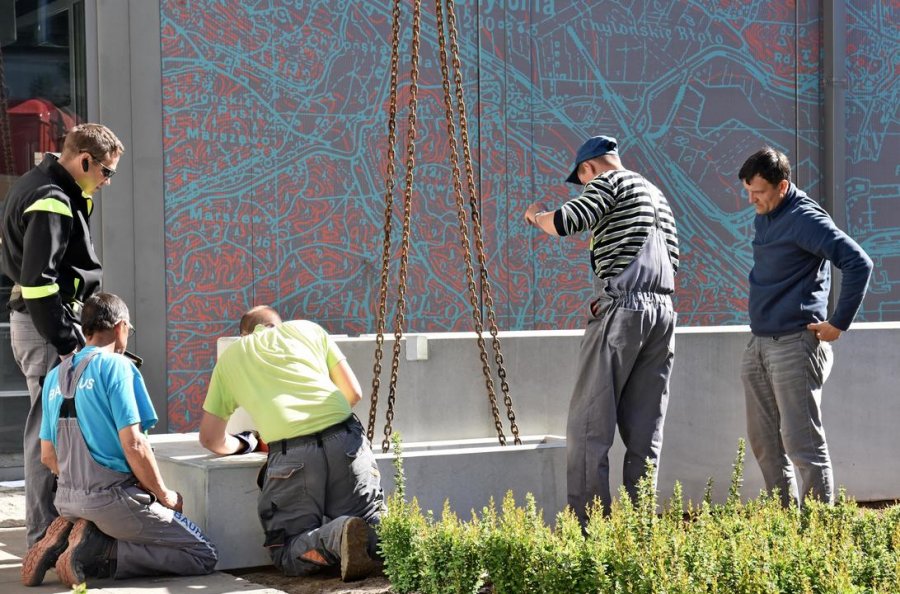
[268,415,356,454]
[604,289,673,300]
[752,330,807,341]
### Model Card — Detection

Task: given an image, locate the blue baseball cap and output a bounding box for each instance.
[565,135,618,184]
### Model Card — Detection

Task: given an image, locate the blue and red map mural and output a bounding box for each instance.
[160,0,899,430]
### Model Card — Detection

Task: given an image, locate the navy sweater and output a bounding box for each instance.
[749,184,873,336]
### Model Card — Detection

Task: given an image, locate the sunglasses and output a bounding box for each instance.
[117,319,135,336]
[92,158,117,179]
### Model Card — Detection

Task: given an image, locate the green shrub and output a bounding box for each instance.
[479,493,607,594]
[418,503,485,594]
[378,432,427,594]
[379,493,426,593]
[535,507,607,593]
[480,492,542,593]
[378,437,900,593]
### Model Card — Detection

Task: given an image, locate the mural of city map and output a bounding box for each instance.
[159,0,898,430]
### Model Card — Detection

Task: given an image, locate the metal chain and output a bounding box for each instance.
[433,0,507,445]
[368,0,403,444]
[381,0,421,453]
[371,0,521,449]
[0,46,16,176]
[444,0,521,444]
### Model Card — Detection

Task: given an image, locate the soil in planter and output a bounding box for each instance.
[229,564,392,594]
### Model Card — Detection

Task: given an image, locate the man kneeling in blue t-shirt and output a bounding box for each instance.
[22,293,217,588]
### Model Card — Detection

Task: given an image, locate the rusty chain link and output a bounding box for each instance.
[371,0,422,453]
[371,0,520,449]
[442,0,521,445]
[382,0,421,453]
[367,0,403,444]
[434,0,507,445]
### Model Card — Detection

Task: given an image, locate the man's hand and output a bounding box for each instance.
[524,202,549,227]
[807,321,841,342]
[159,488,184,513]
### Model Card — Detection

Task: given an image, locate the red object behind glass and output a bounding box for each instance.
[5,98,77,175]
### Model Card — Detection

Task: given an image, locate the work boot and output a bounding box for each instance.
[55,519,114,587]
[21,516,73,586]
[340,517,376,582]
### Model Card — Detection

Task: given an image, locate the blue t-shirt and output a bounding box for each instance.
[40,346,158,474]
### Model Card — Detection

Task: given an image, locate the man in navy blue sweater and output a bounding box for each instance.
[738,147,872,507]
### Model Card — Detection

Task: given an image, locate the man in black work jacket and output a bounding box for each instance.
[1,123,125,547]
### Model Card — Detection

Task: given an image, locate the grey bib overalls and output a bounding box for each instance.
[566,190,677,524]
[53,353,217,578]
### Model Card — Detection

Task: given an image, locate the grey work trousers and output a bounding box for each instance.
[741,330,834,506]
[9,310,59,546]
[53,351,217,579]
[259,416,385,576]
[566,292,676,524]
[56,484,219,579]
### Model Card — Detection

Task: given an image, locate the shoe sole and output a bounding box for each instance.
[340,518,375,582]
[21,517,73,586]
[55,519,93,587]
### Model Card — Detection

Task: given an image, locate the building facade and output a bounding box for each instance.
[1,0,897,442]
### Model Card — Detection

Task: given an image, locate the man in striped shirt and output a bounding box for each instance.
[524,135,679,525]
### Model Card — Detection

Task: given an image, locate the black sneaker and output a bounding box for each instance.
[55,519,114,587]
[21,516,73,586]
[340,517,376,581]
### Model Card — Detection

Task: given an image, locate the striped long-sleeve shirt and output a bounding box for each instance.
[552,169,679,280]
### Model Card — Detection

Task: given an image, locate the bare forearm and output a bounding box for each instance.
[198,411,246,455]
[524,203,560,236]
[330,359,362,407]
[40,440,59,475]
[201,432,245,455]
[123,436,169,499]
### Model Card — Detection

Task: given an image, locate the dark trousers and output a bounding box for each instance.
[260,416,385,576]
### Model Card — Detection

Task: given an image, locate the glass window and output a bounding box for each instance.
[0,0,86,394]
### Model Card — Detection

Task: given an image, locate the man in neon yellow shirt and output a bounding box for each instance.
[199,306,383,581]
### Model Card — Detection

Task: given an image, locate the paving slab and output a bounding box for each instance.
[0,484,286,594]
[0,488,390,594]
[1,526,285,593]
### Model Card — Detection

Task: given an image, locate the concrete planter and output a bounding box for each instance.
[378,435,566,519]
[150,433,565,570]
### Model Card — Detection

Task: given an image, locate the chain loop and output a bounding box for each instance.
[381,0,421,453]
[442,0,521,445]
[368,0,404,444]
[434,0,507,445]
[371,0,521,449]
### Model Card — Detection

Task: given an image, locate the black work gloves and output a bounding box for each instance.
[232,430,261,455]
